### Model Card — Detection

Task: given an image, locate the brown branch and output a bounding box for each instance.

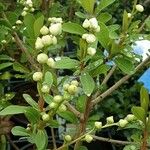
[140,129,148,150]
[92,56,150,106]
[13,32,40,71]
[51,128,57,150]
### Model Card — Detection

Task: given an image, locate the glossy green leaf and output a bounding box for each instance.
[80,72,95,96]
[43,94,53,104]
[63,22,86,35]
[0,62,13,71]
[23,94,38,109]
[97,12,112,23]
[75,12,86,19]
[76,95,87,113]
[0,55,13,61]
[13,62,30,73]
[43,71,53,87]
[11,126,29,136]
[0,105,27,115]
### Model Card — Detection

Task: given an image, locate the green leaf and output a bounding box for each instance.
[43,71,53,87]
[79,0,95,14]
[0,55,14,61]
[0,62,13,71]
[96,22,110,49]
[75,12,86,19]
[140,86,149,113]
[0,105,27,115]
[132,106,146,124]
[78,146,88,150]
[122,10,129,33]
[114,57,134,75]
[55,57,79,69]
[13,62,30,74]
[34,15,44,38]
[48,120,59,128]
[76,95,87,113]
[63,22,86,35]
[43,94,53,104]
[5,12,18,25]
[97,13,112,23]
[35,130,48,150]
[96,0,115,13]
[80,72,95,96]
[24,107,40,124]
[23,94,38,109]
[58,111,78,123]
[11,126,29,136]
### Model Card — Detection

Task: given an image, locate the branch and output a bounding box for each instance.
[92,56,150,106]
[13,32,40,71]
[51,128,57,150]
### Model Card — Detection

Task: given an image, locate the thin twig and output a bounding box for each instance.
[51,128,57,150]
[92,56,150,106]
[92,135,136,145]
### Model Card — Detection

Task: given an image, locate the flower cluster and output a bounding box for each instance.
[82,17,99,56]
[35,17,63,50]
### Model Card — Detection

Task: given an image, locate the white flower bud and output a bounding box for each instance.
[85,135,93,143]
[30,8,35,12]
[118,119,128,128]
[82,19,90,28]
[106,116,114,124]
[23,7,29,11]
[67,84,78,95]
[41,35,52,46]
[82,34,88,40]
[26,0,32,6]
[16,20,23,25]
[42,113,50,121]
[63,84,70,91]
[136,4,144,12]
[37,53,48,64]
[49,102,57,109]
[1,40,6,44]
[53,95,63,103]
[56,18,63,23]
[125,114,135,122]
[32,72,43,81]
[59,104,67,112]
[95,121,102,129]
[71,80,79,86]
[87,47,96,56]
[21,11,27,16]
[49,23,62,35]
[86,34,96,43]
[127,13,132,18]
[89,17,98,29]
[64,135,72,142]
[35,37,44,49]
[40,26,49,35]
[47,58,55,68]
[95,26,100,32]
[52,36,57,45]
[41,85,50,93]
[12,26,16,29]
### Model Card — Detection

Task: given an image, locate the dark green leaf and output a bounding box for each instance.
[76,95,87,113]
[78,146,88,150]
[0,55,14,61]
[13,62,30,74]
[97,13,112,23]
[48,120,59,128]
[0,62,13,71]
[43,94,53,104]
[43,71,53,87]
[11,126,29,136]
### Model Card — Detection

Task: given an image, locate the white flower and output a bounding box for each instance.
[52,36,57,45]
[136,4,144,12]
[49,23,62,35]
[47,58,55,68]
[87,47,96,56]
[53,95,63,103]
[1,40,6,44]
[106,116,114,124]
[89,17,98,29]
[16,20,23,25]
[95,26,100,32]
[127,13,132,18]
[21,11,27,16]
[118,119,128,128]
[85,135,93,143]
[82,19,90,28]
[40,26,49,35]
[35,37,44,49]
[41,85,50,93]
[64,135,72,142]
[49,102,57,109]
[23,7,29,11]
[86,34,96,43]
[32,72,43,81]
[41,35,52,46]
[95,122,102,129]
[37,53,48,64]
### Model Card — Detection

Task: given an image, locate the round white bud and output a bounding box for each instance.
[42,113,50,121]
[95,121,102,129]
[40,26,49,35]
[59,104,67,112]
[12,26,16,29]
[64,135,72,142]
[30,8,35,12]
[127,13,132,18]
[82,19,90,28]
[16,20,23,25]
[136,4,144,12]
[87,47,96,56]
[32,72,43,81]
[85,134,93,143]
[47,58,55,68]
[21,11,27,16]
[41,85,50,93]
[37,53,48,64]
[125,114,135,122]
[67,84,78,95]
[106,116,114,124]
[118,119,128,128]
[49,23,62,36]
[23,7,29,11]
[35,37,44,50]
[53,95,63,103]
[86,34,96,43]
[71,80,79,86]
[41,35,52,46]
[89,17,98,29]
[49,102,57,109]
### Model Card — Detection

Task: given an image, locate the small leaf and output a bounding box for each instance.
[114,57,135,75]
[97,13,112,23]
[0,62,13,71]
[0,55,14,61]
[75,12,86,19]
[48,120,59,128]
[63,22,86,35]
[11,126,29,136]
[43,71,53,87]
[76,95,87,113]
[132,106,146,123]
[55,57,79,69]
[122,10,129,33]
[80,72,95,96]
[13,62,30,74]
[43,94,53,104]
[0,105,27,115]
[23,94,38,109]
